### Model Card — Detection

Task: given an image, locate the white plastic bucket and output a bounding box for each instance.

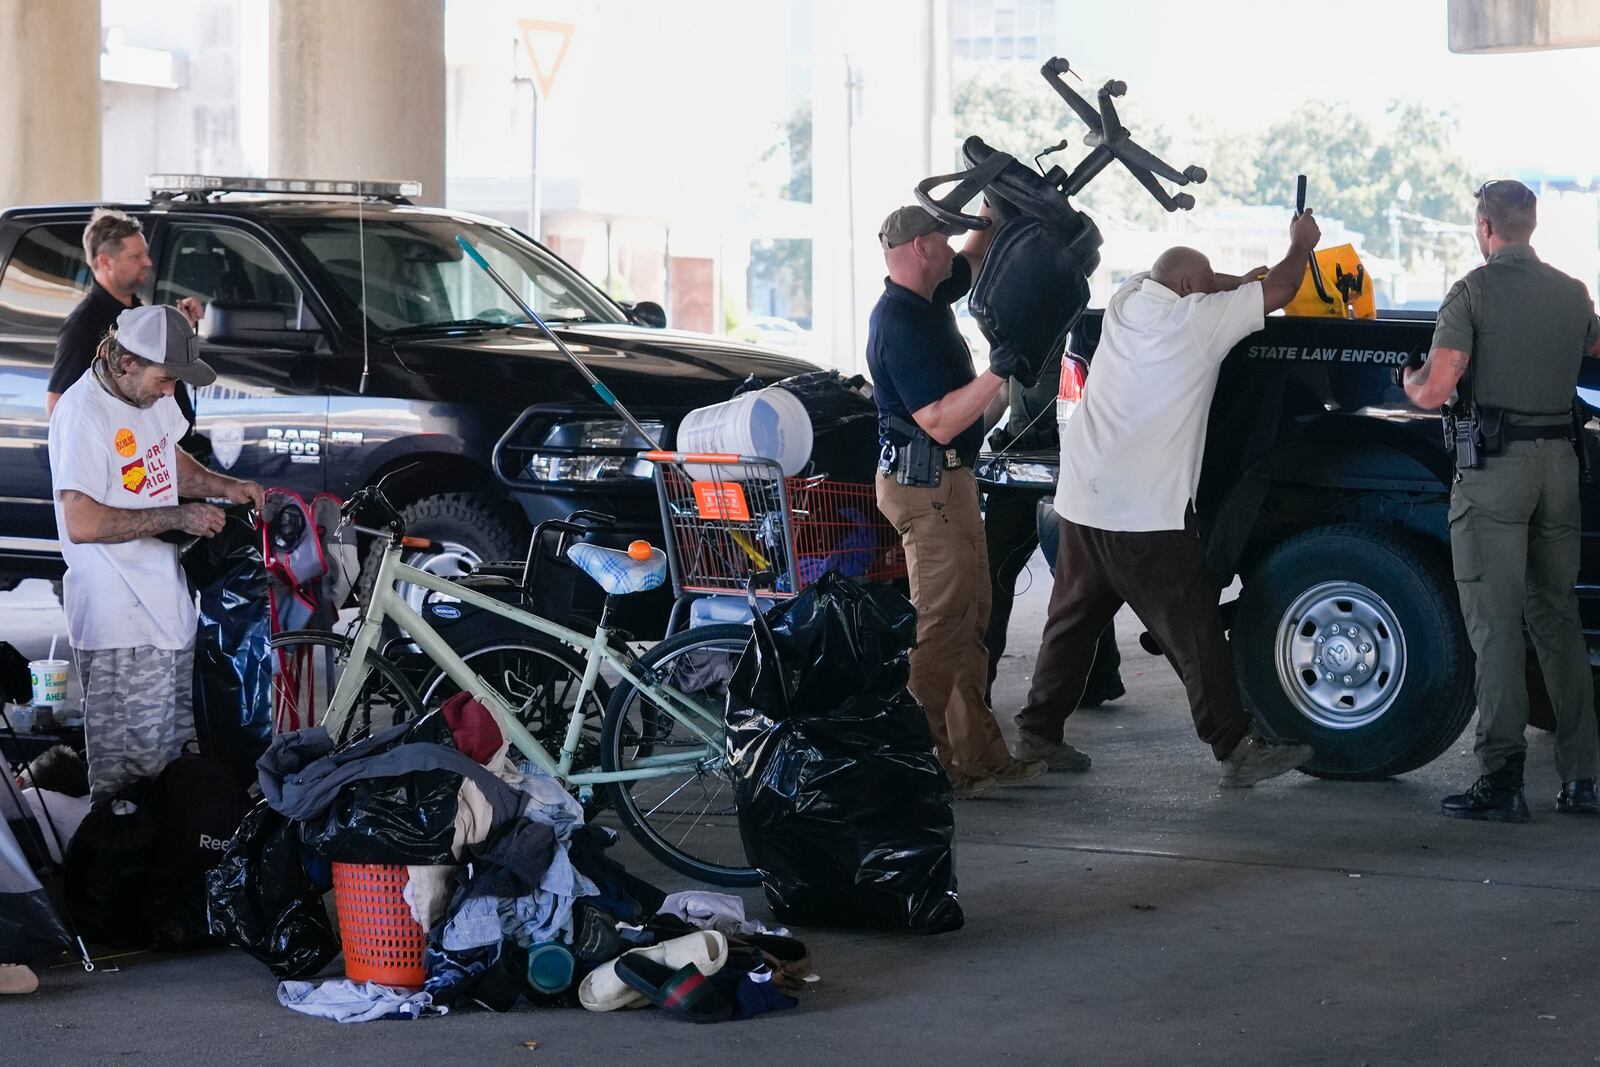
[676,386,813,481]
[28,659,69,709]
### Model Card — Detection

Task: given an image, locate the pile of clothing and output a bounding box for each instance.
[209,695,812,1024]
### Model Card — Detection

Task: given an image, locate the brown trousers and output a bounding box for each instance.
[876,469,1015,777]
[1017,513,1251,761]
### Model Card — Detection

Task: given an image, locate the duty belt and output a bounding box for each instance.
[877,441,975,475]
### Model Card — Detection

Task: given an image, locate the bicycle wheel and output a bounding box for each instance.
[600,623,758,887]
[269,630,425,746]
[418,632,609,774]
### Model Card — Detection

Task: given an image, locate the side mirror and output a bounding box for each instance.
[201,301,322,351]
[625,301,667,329]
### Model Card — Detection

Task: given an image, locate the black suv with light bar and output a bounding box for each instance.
[0,174,870,632]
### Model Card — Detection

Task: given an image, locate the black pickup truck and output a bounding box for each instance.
[0,178,870,634]
[980,308,1600,780]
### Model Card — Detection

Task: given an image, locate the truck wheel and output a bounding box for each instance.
[360,492,526,615]
[1232,524,1474,780]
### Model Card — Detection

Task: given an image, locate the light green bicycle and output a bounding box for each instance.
[274,477,758,887]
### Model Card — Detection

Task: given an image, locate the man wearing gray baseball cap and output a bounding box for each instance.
[46,304,264,803]
[868,201,1049,799]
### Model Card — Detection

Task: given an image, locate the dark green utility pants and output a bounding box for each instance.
[1450,438,1599,781]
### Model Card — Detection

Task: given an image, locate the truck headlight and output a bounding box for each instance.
[521,419,664,483]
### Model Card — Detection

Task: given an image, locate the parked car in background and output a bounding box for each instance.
[734,315,815,359]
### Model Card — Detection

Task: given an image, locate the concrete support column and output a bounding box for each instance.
[1448,0,1600,53]
[0,0,100,209]
[269,0,446,205]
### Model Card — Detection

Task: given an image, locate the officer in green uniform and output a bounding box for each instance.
[1403,179,1600,822]
[983,354,1124,715]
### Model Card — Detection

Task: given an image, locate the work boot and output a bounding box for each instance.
[1012,730,1092,772]
[948,772,996,800]
[989,756,1048,787]
[1555,779,1600,815]
[1441,756,1530,823]
[1219,731,1313,789]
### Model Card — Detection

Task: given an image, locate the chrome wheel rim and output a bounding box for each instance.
[1274,580,1406,730]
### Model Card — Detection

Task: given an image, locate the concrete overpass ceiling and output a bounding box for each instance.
[1448,0,1600,53]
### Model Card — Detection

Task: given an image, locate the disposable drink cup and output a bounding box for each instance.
[28,659,69,709]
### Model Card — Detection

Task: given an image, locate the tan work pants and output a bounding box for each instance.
[876,468,1014,777]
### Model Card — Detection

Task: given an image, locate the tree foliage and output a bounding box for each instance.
[952,63,1182,229]
[1244,101,1477,255]
[748,106,814,323]
[952,65,1479,269]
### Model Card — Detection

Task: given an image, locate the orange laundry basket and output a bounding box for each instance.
[330,862,427,988]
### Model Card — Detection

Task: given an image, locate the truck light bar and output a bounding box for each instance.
[146,173,422,200]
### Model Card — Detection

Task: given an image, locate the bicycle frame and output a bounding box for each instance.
[322,541,729,787]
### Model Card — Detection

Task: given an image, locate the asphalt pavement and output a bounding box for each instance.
[5,563,1600,1066]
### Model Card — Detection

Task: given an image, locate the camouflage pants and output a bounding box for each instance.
[77,641,197,805]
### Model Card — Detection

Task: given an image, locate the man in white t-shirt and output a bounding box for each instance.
[1015,211,1322,788]
[48,305,264,803]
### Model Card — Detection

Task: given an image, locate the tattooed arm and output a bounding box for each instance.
[1403,346,1470,409]
[58,489,224,544]
[176,449,265,511]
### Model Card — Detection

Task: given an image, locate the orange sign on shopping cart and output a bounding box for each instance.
[693,480,751,521]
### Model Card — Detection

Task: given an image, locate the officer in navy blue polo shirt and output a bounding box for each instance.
[868,203,1047,799]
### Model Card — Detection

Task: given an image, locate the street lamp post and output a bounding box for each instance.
[1388,180,1413,305]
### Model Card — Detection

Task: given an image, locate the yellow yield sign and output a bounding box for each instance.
[518,18,576,99]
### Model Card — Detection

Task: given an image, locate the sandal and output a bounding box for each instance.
[578,930,729,1012]
[645,914,812,987]
[614,952,734,1024]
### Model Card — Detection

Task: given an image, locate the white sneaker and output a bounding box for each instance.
[0,964,38,995]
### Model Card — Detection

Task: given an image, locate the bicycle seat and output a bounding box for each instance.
[566,542,668,596]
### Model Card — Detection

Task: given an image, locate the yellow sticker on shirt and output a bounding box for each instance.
[121,459,148,494]
[114,428,137,457]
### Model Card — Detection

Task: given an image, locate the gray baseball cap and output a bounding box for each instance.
[879,205,967,249]
[114,305,216,386]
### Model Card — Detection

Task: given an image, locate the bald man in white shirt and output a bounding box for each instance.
[1015,211,1322,788]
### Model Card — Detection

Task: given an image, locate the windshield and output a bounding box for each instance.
[284,218,626,331]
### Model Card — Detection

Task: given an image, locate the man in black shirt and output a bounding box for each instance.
[47,208,202,420]
[869,203,1046,798]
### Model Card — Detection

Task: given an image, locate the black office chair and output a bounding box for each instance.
[912,56,1208,387]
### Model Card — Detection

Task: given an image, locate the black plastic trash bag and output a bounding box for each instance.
[726,573,963,933]
[186,505,273,781]
[767,369,880,482]
[259,715,520,866]
[297,766,464,865]
[205,800,339,979]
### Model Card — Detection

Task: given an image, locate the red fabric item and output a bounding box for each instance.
[440,691,505,764]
